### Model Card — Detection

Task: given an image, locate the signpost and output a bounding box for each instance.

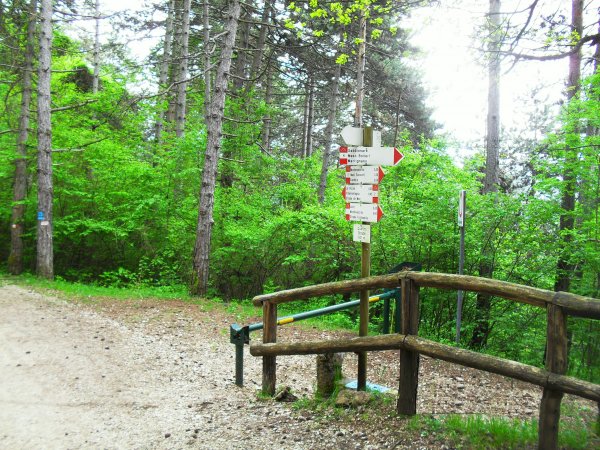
[339,125,405,391]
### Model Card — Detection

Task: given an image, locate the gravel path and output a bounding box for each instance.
[0,284,596,449]
[0,285,336,449]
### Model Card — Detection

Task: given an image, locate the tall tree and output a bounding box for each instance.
[470,0,501,349]
[92,0,100,94]
[554,0,583,294]
[174,0,190,138]
[191,0,241,296]
[318,61,341,204]
[8,0,37,275]
[155,0,175,143]
[36,0,54,279]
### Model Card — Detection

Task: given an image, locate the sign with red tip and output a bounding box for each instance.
[345,165,385,184]
[339,146,404,167]
[342,184,379,204]
[345,203,384,223]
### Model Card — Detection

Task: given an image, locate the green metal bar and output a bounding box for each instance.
[248,290,396,332]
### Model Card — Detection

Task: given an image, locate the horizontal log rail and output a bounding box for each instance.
[252,273,401,306]
[252,271,600,320]
[250,333,600,403]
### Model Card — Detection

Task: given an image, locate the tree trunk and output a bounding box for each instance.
[248,1,271,86]
[301,79,310,158]
[167,0,183,124]
[355,11,366,129]
[8,0,37,275]
[554,0,582,294]
[318,62,341,204]
[232,5,250,91]
[191,0,241,296]
[470,0,501,349]
[175,0,190,138]
[306,74,314,157]
[261,62,272,153]
[203,0,211,120]
[36,0,53,279]
[92,0,100,94]
[155,0,175,143]
[393,95,401,146]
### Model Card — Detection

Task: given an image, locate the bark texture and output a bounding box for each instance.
[470,0,501,349]
[9,0,37,275]
[36,0,54,279]
[317,62,341,204]
[92,0,100,94]
[174,0,190,138]
[191,0,241,296]
[155,0,175,143]
[554,0,583,294]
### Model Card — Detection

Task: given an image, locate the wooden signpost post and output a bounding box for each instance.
[339,125,404,390]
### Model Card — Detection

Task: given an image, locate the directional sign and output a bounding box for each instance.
[339,146,404,166]
[345,203,383,223]
[345,165,384,184]
[341,126,363,146]
[342,184,379,204]
[353,224,371,243]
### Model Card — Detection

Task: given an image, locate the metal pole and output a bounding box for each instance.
[235,343,244,386]
[456,190,466,344]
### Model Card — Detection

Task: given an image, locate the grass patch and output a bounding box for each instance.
[1,272,191,302]
[407,410,598,450]
[442,415,537,449]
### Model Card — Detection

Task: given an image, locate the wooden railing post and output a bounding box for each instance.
[397,278,420,415]
[262,301,277,396]
[538,303,568,449]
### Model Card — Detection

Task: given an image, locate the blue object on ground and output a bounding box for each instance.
[345,380,390,393]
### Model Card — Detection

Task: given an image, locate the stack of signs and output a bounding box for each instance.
[339,126,404,243]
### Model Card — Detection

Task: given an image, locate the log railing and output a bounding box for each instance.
[251,271,600,450]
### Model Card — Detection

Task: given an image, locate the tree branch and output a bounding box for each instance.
[499,33,600,62]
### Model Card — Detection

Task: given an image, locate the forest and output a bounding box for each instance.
[0,0,599,383]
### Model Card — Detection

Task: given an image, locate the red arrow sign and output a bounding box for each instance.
[342,184,379,204]
[339,146,404,166]
[345,203,384,223]
[345,166,385,184]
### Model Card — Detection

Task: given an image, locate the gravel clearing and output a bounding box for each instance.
[0,284,596,449]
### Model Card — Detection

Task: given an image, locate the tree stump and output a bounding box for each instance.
[316,352,344,398]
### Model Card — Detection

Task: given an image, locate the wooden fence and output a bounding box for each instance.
[250,271,600,450]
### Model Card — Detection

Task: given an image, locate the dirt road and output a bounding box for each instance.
[0,285,345,449]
